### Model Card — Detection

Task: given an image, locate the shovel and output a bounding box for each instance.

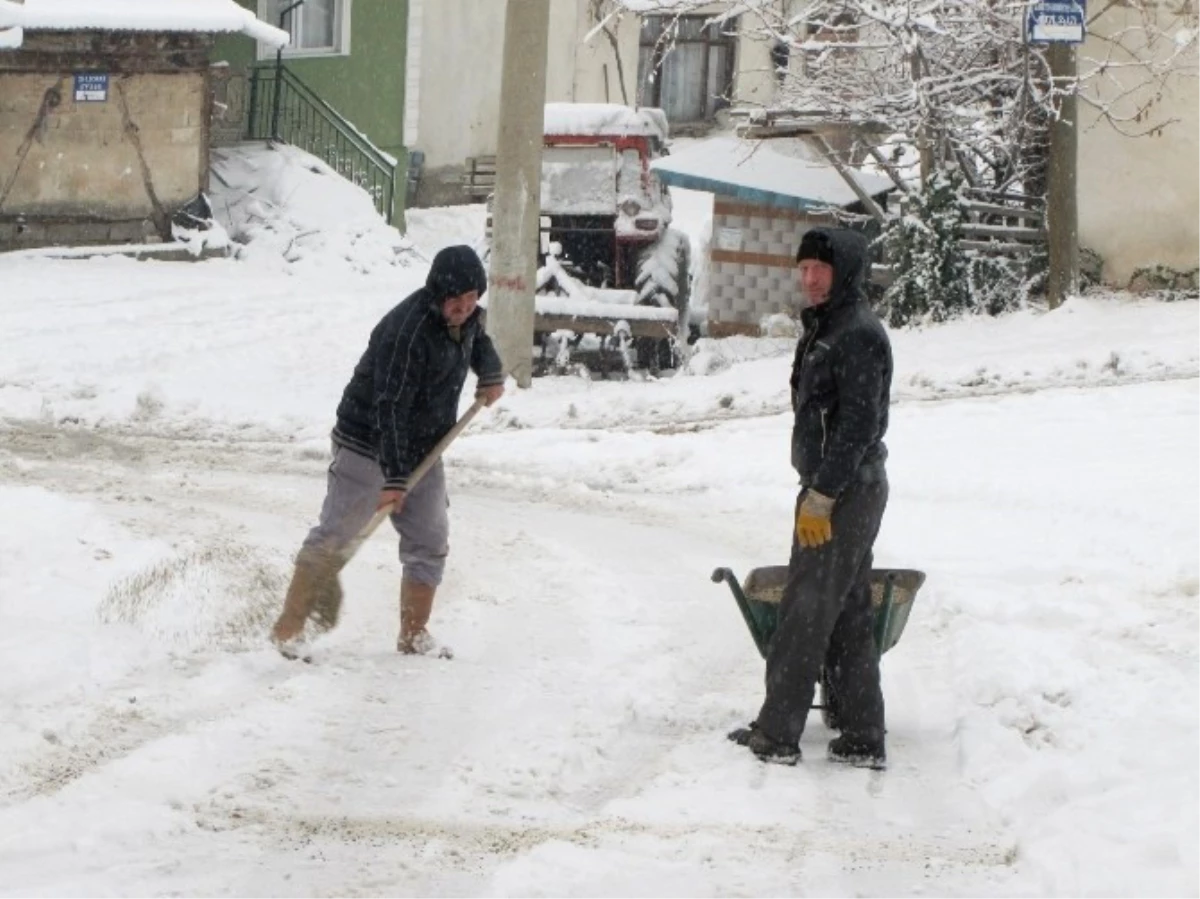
[338,396,487,565]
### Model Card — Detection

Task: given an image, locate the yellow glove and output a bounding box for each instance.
[796,490,835,548]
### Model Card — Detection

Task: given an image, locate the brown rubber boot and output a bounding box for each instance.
[398,580,451,657]
[308,554,347,634]
[270,547,343,648]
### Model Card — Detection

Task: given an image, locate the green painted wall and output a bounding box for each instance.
[213,0,409,224]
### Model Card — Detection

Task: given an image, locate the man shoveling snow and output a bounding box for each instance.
[270,245,505,658]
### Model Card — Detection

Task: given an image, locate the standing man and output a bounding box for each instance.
[270,245,505,657]
[730,227,893,768]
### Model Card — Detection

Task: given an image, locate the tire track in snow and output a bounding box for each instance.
[0,656,303,806]
[199,804,1018,873]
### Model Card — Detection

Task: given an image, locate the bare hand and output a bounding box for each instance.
[476,383,505,407]
[378,489,406,514]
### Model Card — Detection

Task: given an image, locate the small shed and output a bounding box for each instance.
[652,137,894,336]
[0,0,286,251]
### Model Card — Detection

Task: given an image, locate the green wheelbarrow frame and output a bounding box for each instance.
[711,565,926,726]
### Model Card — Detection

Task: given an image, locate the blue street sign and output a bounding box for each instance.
[73,73,109,102]
[1028,0,1086,43]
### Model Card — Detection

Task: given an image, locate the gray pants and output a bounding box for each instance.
[755,475,889,746]
[302,442,450,586]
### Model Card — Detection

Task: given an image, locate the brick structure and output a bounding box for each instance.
[706,199,836,337]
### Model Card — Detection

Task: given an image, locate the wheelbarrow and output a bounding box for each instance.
[711,565,925,730]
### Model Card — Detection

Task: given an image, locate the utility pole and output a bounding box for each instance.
[1045,41,1079,309]
[487,0,551,388]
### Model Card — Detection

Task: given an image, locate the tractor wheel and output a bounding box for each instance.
[634,228,691,372]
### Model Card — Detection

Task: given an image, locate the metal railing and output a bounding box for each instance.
[247,64,398,224]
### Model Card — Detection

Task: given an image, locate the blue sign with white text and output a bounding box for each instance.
[1028,0,1086,43]
[74,73,109,102]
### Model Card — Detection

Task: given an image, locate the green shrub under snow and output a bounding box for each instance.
[879,171,1044,328]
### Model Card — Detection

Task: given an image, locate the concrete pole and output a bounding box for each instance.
[1046,41,1079,310]
[487,0,551,388]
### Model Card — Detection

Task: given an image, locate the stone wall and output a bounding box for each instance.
[0,30,212,250]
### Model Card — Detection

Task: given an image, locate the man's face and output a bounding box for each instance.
[442,290,479,327]
[796,259,835,307]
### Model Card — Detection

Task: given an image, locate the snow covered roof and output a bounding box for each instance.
[651,137,894,211]
[0,0,289,47]
[544,103,669,141]
[613,0,724,11]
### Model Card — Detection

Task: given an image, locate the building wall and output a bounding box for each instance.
[412,0,784,206]
[0,32,211,249]
[214,0,406,160]
[1077,6,1199,285]
[706,198,830,336]
[572,5,641,107]
[731,13,777,113]
[411,0,507,204]
[413,0,615,207]
[212,0,408,221]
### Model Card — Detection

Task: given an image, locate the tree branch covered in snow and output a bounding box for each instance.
[728,1,1193,193]
[737,3,1034,192]
[1077,0,1199,137]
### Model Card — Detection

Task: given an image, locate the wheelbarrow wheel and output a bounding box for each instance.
[819,667,841,731]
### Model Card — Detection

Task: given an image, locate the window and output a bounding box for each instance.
[637,15,738,124]
[259,0,350,57]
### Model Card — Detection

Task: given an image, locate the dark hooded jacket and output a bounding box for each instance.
[332,245,504,491]
[791,228,892,498]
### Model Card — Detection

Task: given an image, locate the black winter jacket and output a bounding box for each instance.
[791,228,892,498]
[332,245,504,490]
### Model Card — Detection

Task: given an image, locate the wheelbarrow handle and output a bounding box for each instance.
[711,567,772,658]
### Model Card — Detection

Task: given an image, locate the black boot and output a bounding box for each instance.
[727,723,757,746]
[828,735,887,770]
[729,723,801,765]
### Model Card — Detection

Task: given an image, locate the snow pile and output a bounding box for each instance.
[0,0,288,46]
[404,203,488,261]
[209,142,419,273]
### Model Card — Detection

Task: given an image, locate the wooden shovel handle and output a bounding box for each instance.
[343,398,488,558]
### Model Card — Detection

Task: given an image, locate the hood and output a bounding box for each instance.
[805,227,869,311]
[425,245,488,303]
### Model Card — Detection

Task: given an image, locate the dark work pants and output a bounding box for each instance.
[755,474,889,746]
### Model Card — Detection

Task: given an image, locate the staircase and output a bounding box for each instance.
[246,65,398,224]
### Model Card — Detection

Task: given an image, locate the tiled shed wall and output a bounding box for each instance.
[706,199,834,336]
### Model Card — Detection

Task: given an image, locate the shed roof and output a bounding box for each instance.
[651,137,894,211]
[0,0,289,47]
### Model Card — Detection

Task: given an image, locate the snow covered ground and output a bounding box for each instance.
[0,166,1197,896]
